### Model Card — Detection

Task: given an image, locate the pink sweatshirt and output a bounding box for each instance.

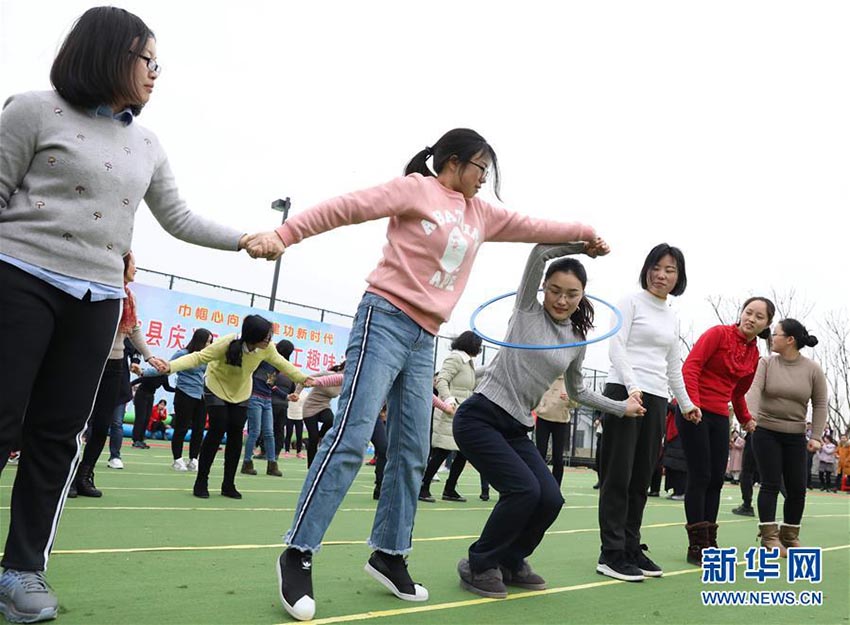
[276,174,596,334]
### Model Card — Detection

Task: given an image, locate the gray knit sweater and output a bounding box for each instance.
[476,243,627,427]
[0,91,242,286]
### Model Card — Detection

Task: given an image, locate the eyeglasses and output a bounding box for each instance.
[545,286,575,302]
[468,160,490,182]
[137,54,162,75]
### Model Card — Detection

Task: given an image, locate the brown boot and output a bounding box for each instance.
[758,523,787,557]
[779,524,801,551]
[685,522,710,566]
[707,522,719,548]
[240,460,257,475]
[266,461,282,477]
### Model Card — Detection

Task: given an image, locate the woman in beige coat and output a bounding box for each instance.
[419,332,482,503]
[534,375,572,486]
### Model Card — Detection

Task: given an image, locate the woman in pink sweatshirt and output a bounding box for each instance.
[267,128,608,621]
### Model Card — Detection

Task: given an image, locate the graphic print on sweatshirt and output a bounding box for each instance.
[421,207,481,292]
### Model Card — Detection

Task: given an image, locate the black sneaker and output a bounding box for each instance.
[441,491,467,503]
[364,551,428,601]
[596,552,644,582]
[277,548,315,621]
[629,545,663,578]
[418,489,435,503]
[220,485,242,499]
[732,504,755,517]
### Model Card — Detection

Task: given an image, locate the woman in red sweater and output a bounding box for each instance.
[679,296,775,564]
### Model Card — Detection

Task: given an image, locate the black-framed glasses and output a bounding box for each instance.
[137,54,162,74]
[468,160,490,181]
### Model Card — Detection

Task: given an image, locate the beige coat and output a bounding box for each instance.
[432,351,477,450]
[535,376,571,424]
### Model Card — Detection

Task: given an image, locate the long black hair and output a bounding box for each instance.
[50,6,155,116]
[777,318,819,349]
[544,258,594,339]
[404,128,501,200]
[186,328,212,353]
[225,315,272,367]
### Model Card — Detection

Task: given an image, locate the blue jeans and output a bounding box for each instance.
[245,395,275,462]
[284,293,435,554]
[108,403,126,460]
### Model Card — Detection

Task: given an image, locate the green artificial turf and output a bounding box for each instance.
[1,444,848,625]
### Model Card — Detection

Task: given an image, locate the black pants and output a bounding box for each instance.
[284,418,303,454]
[171,388,206,460]
[270,403,287,456]
[371,417,387,487]
[535,418,569,486]
[80,359,124,467]
[806,451,815,488]
[132,388,155,443]
[598,385,667,555]
[454,393,564,573]
[818,468,834,490]
[751,427,807,524]
[677,410,729,524]
[304,409,333,467]
[423,446,468,493]
[739,433,757,506]
[195,398,247,490]
[594,433,603,474]
[0,262,120,570]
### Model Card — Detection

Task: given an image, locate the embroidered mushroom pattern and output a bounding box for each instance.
[53,107,63,116]
[123,147,131,155]
[106,243,114,251]
[62,232,73,240]
[122,198,130,207]
[104,162,113,171]
[76,133,86,141]
[75,185,85,195]
[47,156,57,167]
[93,212,103,220]
[35,201,45,209]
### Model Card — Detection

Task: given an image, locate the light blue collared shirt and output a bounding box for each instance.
[0,254,125,301]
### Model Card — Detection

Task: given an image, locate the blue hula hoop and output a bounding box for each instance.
[470,290,623,350]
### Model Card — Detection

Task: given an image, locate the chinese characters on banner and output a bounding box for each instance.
[133,283,350,372]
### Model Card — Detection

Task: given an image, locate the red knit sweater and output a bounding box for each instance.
[682,324,759,424]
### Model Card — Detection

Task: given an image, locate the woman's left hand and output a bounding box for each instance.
[743,419,757,433]
[302,377,316,387]
[807,438,822,453]
[583,237,611,258]
[148,357,169,373]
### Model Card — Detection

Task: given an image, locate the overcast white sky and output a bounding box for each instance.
[2,0,847,370]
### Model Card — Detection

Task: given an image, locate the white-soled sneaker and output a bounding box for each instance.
[0,569,59,623]
[172,458,188,472]
[365,551,428,602]
[107,457,124,469]
[187,458,199,472]
[277,548,315,621]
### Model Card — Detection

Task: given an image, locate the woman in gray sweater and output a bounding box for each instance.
[453,242,645,599]
[0,7,259,622]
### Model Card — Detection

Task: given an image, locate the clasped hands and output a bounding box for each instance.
[239,231,286,261]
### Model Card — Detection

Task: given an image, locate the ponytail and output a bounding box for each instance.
[570,296,595,340]
[225,338,245,367]
[403,128,502,200]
